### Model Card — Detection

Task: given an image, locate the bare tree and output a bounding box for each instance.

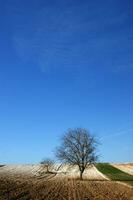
[55,128,98,180]
[40,158,54,173]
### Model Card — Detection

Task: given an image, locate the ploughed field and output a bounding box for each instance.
[0,164,133,200]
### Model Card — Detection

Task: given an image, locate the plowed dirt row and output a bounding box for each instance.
[0,173,132,200]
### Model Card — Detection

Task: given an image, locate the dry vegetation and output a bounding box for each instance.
[0,165,133,200]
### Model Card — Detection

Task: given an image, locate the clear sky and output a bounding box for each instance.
[0,0,133,164]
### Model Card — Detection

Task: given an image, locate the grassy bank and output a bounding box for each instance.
[96,163,133,186]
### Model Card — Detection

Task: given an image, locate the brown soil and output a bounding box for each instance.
[0,172,132,200]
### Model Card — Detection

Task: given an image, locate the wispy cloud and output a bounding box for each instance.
[101,128,133,140]
[6,0,133,75]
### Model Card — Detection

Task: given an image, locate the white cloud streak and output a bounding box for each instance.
[101,128,133,140]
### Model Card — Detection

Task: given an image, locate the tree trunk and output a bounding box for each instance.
[80,170,83,180]
[79,166,85,180]
[46,166,49,173]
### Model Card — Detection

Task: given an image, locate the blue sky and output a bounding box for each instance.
[0,0,133,163]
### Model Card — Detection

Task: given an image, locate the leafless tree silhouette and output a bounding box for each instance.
[40,158,54,173]
[56,128,98,179]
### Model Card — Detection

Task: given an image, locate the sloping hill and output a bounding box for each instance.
[111,163,133,175]
[96,163,133,186]
[0,164,106,180]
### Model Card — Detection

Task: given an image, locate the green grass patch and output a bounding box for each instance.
[96,163,133,186]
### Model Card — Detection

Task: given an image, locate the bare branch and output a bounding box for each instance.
[55,128,98,179]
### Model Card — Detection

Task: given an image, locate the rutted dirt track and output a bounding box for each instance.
[0,165,132,200]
